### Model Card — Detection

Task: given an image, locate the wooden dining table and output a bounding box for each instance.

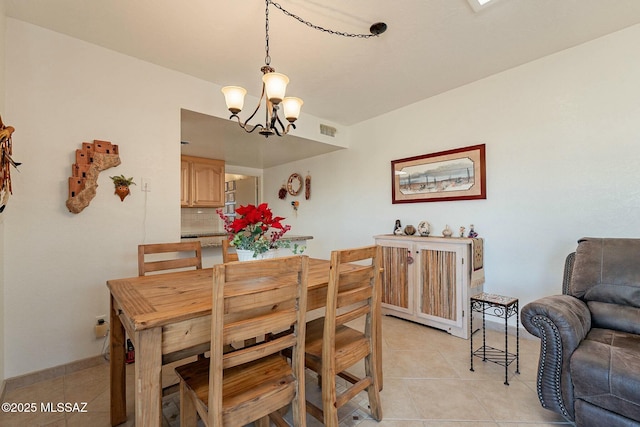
[107,257,382,427]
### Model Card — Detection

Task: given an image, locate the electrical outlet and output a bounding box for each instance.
[95,315,108,339]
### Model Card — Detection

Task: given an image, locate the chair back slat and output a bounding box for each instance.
[223,334,297,369]
[336,265,375,287]
[337,285,373,309]
[224,255,303,282]
[335,245,378,264]
[335,303,370,327]
[224,309,298,346]
[225,281,299,313]
[138,241,202,276]
[143,257,201,274]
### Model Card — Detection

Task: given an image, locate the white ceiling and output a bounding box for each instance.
[7,0,640,167]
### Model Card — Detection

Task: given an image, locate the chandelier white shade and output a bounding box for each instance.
[262,72,289,104]
[282,97,304,122]
[220,86,247,114]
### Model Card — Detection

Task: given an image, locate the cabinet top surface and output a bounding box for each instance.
[374,234,477,244]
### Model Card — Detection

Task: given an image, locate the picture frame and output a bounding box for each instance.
[391,144,486,203]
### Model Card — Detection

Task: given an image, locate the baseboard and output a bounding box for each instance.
[0,355,107,400]
[481,318,538,341]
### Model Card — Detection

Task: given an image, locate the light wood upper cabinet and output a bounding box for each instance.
[181,155,225,208]
[180,159,190,206]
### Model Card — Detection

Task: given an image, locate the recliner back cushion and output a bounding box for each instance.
[588,301,640,335]
[571,238,640,334]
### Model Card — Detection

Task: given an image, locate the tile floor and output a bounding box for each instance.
[0,315,572,427]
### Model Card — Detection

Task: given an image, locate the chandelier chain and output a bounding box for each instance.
[265,0,271,65]
[268,0,379,38]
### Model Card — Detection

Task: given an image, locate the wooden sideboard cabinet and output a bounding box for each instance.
[181,155,225,208]
[374,234,484,339]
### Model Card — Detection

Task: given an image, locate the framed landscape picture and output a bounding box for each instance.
[391,144,486,203]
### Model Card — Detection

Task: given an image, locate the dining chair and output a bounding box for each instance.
[303,245,383,426]
[221,239,238,263]
[137,241,202,276]
[175,255,309,427]
[137,241,206,391]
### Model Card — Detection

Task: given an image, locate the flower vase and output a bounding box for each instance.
[236,249,256,262]
[236,249,278,261]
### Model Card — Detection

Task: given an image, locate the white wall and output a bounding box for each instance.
[1,18,343,378]
[264,23,640,313]
[0,0,7,384]
[3,19,187,377]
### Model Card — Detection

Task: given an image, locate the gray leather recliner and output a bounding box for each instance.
[521,237,640,427]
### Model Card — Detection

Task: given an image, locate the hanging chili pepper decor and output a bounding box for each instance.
[278,184,287,200]
[304,172,311,200]
[0,116,20,213]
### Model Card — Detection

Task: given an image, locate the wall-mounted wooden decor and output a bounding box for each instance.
[0,116,19,213]
[66,140,121,214]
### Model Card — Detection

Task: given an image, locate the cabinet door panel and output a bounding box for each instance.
[191,161,224,207]
[419,248,457,321]
[380,245,410,310]
[180,160,190,207]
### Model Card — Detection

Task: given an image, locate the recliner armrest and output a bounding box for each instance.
[521,295,591,421]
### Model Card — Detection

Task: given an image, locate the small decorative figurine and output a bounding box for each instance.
[442,225,453,238]
[417,221,430,236]
[394,219,403,235]
[468,224,478,238]
[459,226,465,237]
[404,225,416,235]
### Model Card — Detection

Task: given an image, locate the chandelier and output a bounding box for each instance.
[221,0,387,138]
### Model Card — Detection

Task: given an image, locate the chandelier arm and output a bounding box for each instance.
[273,117,296,137]
[274,112,287,131]
[268,0,383,38]
[269,106,279,130]
[282,122,296,136]
[229,114,263,134]
[242,124,263,134]
[238,84,267,128]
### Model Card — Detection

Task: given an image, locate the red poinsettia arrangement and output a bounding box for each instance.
[217,203,291,256]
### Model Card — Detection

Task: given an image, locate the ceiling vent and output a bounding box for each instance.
[320,124,337,137]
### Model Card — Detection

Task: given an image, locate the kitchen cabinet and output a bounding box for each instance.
[181,155,225,208]
[374,235,484,339]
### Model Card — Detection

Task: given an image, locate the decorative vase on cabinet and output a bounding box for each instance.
[374,234,484,339]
